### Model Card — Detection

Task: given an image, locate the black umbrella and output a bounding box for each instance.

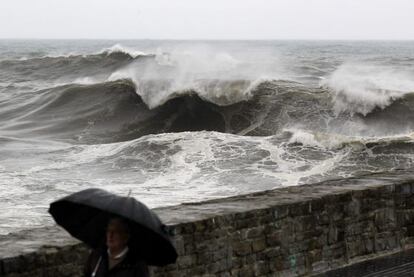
[49,188,177,266]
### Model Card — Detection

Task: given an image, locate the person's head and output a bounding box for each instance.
[106,217,130,253]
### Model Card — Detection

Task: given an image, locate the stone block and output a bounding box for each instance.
[15,252,38,272]
[193,220,207,232]
[195,238,224,253]
[407,225,414,237]
[231,256,245,269]
[266,230,283,247]
[2,256,23,274]
[277,268,299,277]
[311,260,329,273]
[405,198,414,209]
[289,202,311,217]
[288,253,305,269]
[252,239,266,253]
[323,242,346,261]
[327,225,339,245]
[246,253,258,265]
[196,251,213,265]
[206,261,226,274]
[263,223,277,235]
[347,239,367,258]
[396,210,414,226]
[363,236,374,253]
[398,183,412,194]
[233,229,246,240]
[346,221,375,236]
[212,247,231,262]
[174,223,195,235]
[375,208,396,230]
[374,232,400,252]
[273,206,289,220]
[331,210,346,223]
[268,258,282,272]
[345,197,361,217]
[325,193,349,206]
[257,247,281,260]
[232,241,251,257]
[276,255,297,271]
[258,212,275,225]
[310,198,325,212]
[237,266,255,277]
[233,219,250,229]
[308,249,323,264]
[52,263,82,277]
[233,212,248,220]
[315,211,330,225]
[246,226,265,239]
[279,220,295,240]
[155,271,182,277]
[173,237,185,255]
[300,228,324,241]
[254,261,269,275]
[214,216,232,228]
[306,237,324,251]
[177,255,196,269]
[152,262,178,273]
[184,242,196,254]
[301,214,317,230]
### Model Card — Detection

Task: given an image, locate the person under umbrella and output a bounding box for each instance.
[84,217,149,277]
[49,188,177,277]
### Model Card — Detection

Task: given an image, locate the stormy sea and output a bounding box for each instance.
[1,40,413,235]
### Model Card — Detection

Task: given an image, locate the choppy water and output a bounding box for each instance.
[1,40,414,235]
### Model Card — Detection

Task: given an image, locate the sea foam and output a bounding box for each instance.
[322,63,414,115]
[108,45,283,108]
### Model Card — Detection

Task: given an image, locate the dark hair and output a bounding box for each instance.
[107,217,130,235]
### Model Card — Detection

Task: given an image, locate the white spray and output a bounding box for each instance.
[108,44,284,108]
[322,63,414,116]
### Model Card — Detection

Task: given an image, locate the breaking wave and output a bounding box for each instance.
[2,72,414,144]
[0,79,252,143]
[2,40,414,234]
[322,63,414,116]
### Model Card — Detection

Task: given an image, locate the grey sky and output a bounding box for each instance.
[1,0,413,40]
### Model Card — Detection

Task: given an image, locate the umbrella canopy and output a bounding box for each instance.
[49,188,177,266]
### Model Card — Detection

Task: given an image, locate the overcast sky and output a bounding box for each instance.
[1,0,413,40]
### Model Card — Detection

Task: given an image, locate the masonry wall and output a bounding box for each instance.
[2,174,414,276]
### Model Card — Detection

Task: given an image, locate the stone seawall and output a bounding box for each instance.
[1,172,414,276]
